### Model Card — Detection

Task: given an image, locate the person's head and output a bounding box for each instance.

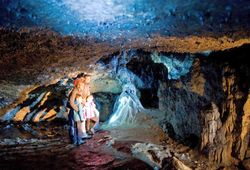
[86,95,94,102]
[74,73,91,84]
[76,73,85,79]
[74,73,85,86]
[77,73,86,83]
[75,79,83,91]
[83,74,91,84]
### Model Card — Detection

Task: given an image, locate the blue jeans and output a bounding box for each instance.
[68,108,76,143]
[68,108,83,144]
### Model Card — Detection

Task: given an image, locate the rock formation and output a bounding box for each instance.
[160,45,250,167]
[0,0,250,169]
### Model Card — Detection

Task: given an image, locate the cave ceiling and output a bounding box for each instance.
[0,0,250,84]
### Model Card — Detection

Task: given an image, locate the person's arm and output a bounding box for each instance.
[69,88,79,112]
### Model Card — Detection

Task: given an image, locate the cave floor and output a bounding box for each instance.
[0,126,152,170]
[0,111,210,170]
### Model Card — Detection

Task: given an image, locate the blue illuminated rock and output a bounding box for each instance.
[151,52,193,80]
[1,0,249,39]
[107,83,144,126]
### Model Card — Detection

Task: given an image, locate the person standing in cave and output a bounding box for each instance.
[85,94,100,134]
[73,93,86,142]
[68,73,86,145]
[79,74,97,135]
[74,93,91,139]
[68,73,93,144]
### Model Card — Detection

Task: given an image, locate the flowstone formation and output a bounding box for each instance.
[107,83,144,127]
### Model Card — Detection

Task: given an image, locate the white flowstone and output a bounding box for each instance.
[107,83,144,126]
[131,143,171,168]
[131,142,192,170]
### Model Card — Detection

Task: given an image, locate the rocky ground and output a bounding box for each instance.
[1,1,250,169]
[0,121,151,170]
[0,110,213,170]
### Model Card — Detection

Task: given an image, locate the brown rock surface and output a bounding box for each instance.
[1,28,250,85]
[1,27,250,169]
[160,45,250,167]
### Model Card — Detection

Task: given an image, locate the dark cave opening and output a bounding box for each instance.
[96,49,169,109]
[126,50,168,109]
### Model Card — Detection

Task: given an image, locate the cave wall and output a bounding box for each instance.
[126,51,168,108]
[0,28,249,112]
[0,77,120,123]
[160,45,250,166]
[0,28,250,167]
[0,0,250,167]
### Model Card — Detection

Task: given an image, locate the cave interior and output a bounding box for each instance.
[0,0,250,170]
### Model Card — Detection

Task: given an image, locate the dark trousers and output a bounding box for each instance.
[68,108,83,144]
[68,108,76,143]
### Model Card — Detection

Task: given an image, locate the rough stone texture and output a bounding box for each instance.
[132,142,172,168]
[132,142,192,170]
[242,158,250,170]
[1,0,250,40]
[0,28,249,85]
[200,103,222,154]
[0,78,118,122]
[0,28,249,112]
[0,111,185,170]
[0,79,72,121]
[172,157,192,170]
[241,93,250,160]
[0,1,250,169]
[0,28,250,168]
[160,45,250,166]
[94,92,119,122]
[0,125,154,170]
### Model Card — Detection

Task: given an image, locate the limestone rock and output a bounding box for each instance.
[132,143,172,168]
[200,102,222,152]
[242,158,250,170]
[94,93,118,122]
[172,157,192,170]
[160,46,250,167]
[132,143,192,170]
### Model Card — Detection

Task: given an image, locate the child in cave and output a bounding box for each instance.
[85,94,100,135]
[74,94,92,139]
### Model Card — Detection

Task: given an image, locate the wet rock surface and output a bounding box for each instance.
[0,123,153,170]
[242,158,250,170]
[0,110,214,170]
[93,93,119,122]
